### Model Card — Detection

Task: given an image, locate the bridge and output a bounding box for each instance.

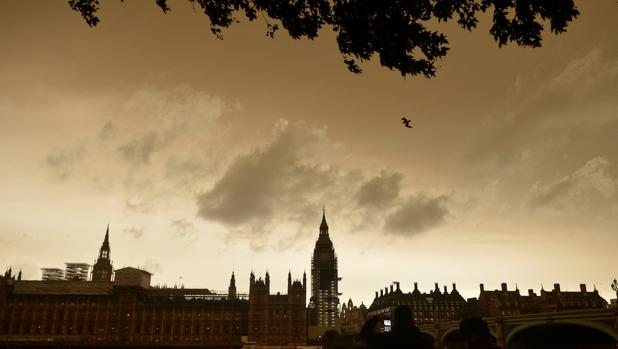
[418,308,618,348]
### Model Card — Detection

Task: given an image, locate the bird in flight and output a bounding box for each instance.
[401,117,413,128]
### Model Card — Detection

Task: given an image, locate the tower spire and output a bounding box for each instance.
[228,271,237,299]
[319,207,329,235]
[103,224,110,247]
[99,225,110,259]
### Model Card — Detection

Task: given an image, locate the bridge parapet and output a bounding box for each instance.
[419,308,618,348]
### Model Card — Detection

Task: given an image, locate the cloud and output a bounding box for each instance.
[196,119,450,247]
[356,171,402,208]
[123,227,144,239]
[170,219,195,239]
[467,47,618,173]
[124,197,153,213]
[45,146,85,180]
[196,119,337,229]
[545,47,618,98]
[40,85,233,215]
[528,157,616,210]
[98,121,115,141]
[117,132,162,165]
[384,194,450,236]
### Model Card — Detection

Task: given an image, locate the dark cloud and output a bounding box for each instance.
[196,121,337,228]
[384,194,450,236]
[117,132,162,165]
[196,120,448,247]
[123,227,144,239]
[356,171,402,208]
[170,219,195,239]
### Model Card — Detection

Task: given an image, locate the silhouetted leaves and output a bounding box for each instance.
[67,0,579,77]
[68,0,100,27]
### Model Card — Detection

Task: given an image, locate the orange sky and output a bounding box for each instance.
[1,1,617,305]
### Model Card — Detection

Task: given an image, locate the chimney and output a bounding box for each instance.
[434,282,439,291]
[501,283,507,292]
[390,285,394,293]
[414,282,418,290]
[452,283,457,291]
[480,283,484,292]
[375,291,379,298]
[528,289,534,296]
[554,283,560,292]
[395,282,400,291]
[385,287,388,295]
[580,284,587,293]
[444,285,448,294]
[380,289,383,297]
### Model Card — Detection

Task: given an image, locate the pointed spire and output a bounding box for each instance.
[228,271,237,299]
[302,270,307,288]
[288,270,292,289]
[97,224,111,260]
[320,207,329,235]
[17,269,22,281]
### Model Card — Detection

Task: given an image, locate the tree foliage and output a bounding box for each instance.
[68,0,579,77]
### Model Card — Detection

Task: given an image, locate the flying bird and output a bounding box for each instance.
[401,117,413,128]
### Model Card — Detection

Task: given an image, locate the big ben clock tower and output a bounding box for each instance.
[308,209,340,329]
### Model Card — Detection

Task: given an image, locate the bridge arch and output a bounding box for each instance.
[420,331,436,347]
[506,320,618,348]
[441,326,498,347]
[441,327,459,343]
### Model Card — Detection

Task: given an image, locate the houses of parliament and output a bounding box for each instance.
[0,211,341,348]
[0,211,611,349]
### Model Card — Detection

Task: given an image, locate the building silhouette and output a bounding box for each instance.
[477,282,608,317]
[307,210,341,338]
[1,219,614,348]
[248,271,307,346]
[0,227,250,348]
[368,282,467,326]
[339,298,367,335]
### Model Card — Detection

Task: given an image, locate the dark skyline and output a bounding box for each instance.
[1,1,617,307]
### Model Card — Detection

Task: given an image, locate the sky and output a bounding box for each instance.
[1,1,617,306]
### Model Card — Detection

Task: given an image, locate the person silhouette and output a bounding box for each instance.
[360,305,432,349]
[459,318,500,349]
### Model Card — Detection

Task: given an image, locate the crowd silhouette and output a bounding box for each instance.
[360,305,500,349]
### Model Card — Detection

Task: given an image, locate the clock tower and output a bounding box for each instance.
[308,209,340,329]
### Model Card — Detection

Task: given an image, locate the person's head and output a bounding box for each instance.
[393,305,414,328]
[459,317,493,346]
